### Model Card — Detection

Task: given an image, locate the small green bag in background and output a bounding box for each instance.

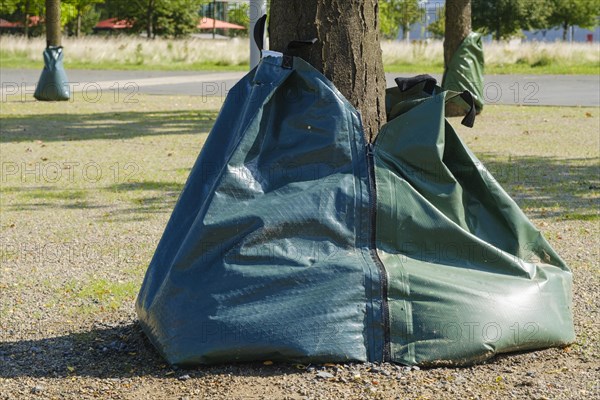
[34,46,70,101]
[442,32,485,113]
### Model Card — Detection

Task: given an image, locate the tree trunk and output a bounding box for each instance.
[24,0,30,38]
[45,0,62,47]
[444,0,471,67]
[444,0,471,117]
[76,10,81,37]
[269,0,386,143]
[146,0,153,39]
[562,23,568,41]
[402,26,410,42]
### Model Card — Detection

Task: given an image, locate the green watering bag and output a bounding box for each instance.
[33,46,70,101]
[136,53,574,367]
[442,32,485,113]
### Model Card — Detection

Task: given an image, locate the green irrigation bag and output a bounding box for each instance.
[33,46,70,101]
[442,32,485,113]
[136,53,574,367]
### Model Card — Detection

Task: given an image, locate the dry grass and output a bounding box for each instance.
[0,35,249,68]
[1,35,599,74]
[381,39,600,65]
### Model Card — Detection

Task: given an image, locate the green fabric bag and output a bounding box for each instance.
[442,32,485,112]
[136,55,574,367]
[378,77,573,365]
[34,46,70,101]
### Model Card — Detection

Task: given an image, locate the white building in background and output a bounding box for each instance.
[407,0,599,42]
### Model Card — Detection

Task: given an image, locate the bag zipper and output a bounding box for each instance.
[366,142,391,362]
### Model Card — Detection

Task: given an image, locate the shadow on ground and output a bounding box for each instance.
[476,154,599,220]
[0,322,296,379]
[0,110,218,142]
[1,154,597,221]
[0,181,185,218]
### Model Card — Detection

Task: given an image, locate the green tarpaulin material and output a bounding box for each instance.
[442,32,485,112]
[136,53,574,367]
[33,46,70,101]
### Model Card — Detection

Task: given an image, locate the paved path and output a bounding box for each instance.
[1,68,598,107]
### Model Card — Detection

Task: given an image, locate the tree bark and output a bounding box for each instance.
[45,0,62,47]
[402,26,410,41]
[24,0,30,38]
[146,0,153,39]
[444,0,471,67]
[269,0,387,143]
[444,0,471,117]
[76,11,81,38]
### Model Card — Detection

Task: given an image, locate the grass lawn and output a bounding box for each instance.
[384,62,600,75]
[0,55,252,72]
[2,36,599,75]
[1,94,598,398]
[0,50,600,75]
[4,54,598,75]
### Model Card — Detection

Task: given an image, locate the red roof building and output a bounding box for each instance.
[94,18,134,31]
[197,17,245,30]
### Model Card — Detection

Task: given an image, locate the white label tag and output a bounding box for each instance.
[261,50,283,59]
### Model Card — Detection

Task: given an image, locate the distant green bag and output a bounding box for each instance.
[34,46,70,101]
[442,32,484,112]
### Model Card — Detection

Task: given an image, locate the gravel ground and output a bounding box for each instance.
[1,95,598,399]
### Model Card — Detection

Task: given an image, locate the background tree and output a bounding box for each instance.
[64,3,100,35]
[427,5,445,39]
[227,1,249,37]
[63,0,103,36]
[46,0,61,45]
[379,0,424,41]
[270,0,386,142]
[154,0,202,37]
[0,0,45,37]
[103,0,202,38]
[472,0,550,40]
[444,0,470,67]
[444,0,470,117]
[547,0,600,41]
[0,0,20,14]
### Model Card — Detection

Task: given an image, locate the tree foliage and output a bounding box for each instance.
[0,0,22,15]
[547,0,600,40]
[472,0,551,40]
[0,0,44,36]
[227,2,249,36]
[103,0,202,38]
[0,0,45,24]
[427,5,445,39]
[63,0,103,36]
[379,0,424,41]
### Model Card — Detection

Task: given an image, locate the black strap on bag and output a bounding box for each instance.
[253,14,317,55]
[287,38,318,50]
[282,38,317,68]
[459,90,476,128]
[253,14,267,52]
[395,74,476,127]
[253,14,317,69]
[395,75,437,94]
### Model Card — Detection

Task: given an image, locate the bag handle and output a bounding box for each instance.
[287,38,318,50]
[395,74,476,127]
[254,13,318,52]
[253,14,267,52]
[457,90,476,128]
[395,75,437,94]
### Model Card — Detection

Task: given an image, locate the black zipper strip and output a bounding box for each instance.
[366,142,391,362]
